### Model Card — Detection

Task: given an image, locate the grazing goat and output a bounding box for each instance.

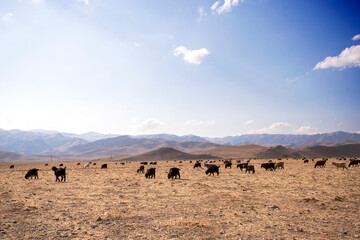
[45,163,48,166]
[93,163,96,166]
[59,163,63,167]
[193,162,202,169]
[332,162,348,170]
[77,163,81,166]
[137,165,145,174]
[237,163,248,171]
[9,165,14,169]
[275,162,284,169]
[261,163,275,171]
[225,162,232,169]
[25,169,39,179]
[145,168,156,179]
[205,165,220,176]
[304,159,309,164]
[168,168,181,179]
[101,164,108,169]
[84,162,90,168]
[245,165,255,174]
[314,160,327,168]
[52,166,66,182]
[349,159,360,167]
[141,162,148,165]
[121,162,125,165]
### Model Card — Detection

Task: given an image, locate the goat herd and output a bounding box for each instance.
[11,156,360,183]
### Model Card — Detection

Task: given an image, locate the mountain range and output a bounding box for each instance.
[1,128,360,159]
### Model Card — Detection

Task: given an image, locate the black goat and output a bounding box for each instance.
[205,165,219,176]
[168,168,181,179]
[25,169,39,179]
[145,168,156,179]
[101,164,108,169]
[52,166,66,182]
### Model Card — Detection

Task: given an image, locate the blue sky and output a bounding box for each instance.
[0,0,359,137]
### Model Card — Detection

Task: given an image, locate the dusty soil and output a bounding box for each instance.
[0,159,359,240]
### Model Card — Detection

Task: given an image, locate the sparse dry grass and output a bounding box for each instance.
[0,159,359,239]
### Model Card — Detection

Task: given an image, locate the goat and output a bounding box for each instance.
[25,169,39,179]
[9,165,14,169]
[145,168,156,179]
[245,165,255,174]
[141,162,148,165]
[304,159,309,163]
[84,162,90,168]
[193,162,202,169]
[349,159,360,167]
[261,163,275,171]
[121,162,125,165]
[314,160,327,168]
[137,165,145,174]
[224,162,232,169]
[205,165,220,176]
[332,162,348,170]
[93,163,96,166]
[45,163,48,166]
[77,163,81,166]
[52,166,66,182]
[168,168,180,179]
[101,164,108,169]
[59,163,63,167]
[275,162,284,169]
[237,163,248,171]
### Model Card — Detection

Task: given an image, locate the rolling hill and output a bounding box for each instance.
[121,147,220,162]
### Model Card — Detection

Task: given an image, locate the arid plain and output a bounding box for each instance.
[1,158,359,240]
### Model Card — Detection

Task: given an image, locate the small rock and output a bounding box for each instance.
[344,232,348,235]
[89,233,95,236]
[91,225,97,229]
[13,221,17,224]
[77,227,81,230]
[96,217,102,221]
[105,222,111,225]
[170,234,178,238]
[53,218,59,221]
[269,205,280,210]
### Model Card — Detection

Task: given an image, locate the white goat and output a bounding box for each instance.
[84,162,90,168]
[332,162,348,170]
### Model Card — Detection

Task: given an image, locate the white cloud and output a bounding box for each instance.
[313,45,360,70]
[174,46,209,64]
[198,7,207,17]
[185,120,216,126]
[211,0,240,15]
[352,34,360,41]
[247,122,290,134]
[32,0,42,4]
[134,42,141,47]
[3,12,13,22]
[295,126,318,134]
[244,120,254,125]
[78,0,89,5]
[135,118,164,131]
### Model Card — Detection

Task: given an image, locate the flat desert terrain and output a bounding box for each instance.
[1,159,359,239]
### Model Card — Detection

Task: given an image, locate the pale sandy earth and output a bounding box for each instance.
[0,159,359,240]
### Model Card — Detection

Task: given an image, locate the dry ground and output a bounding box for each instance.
[0,159,359,240]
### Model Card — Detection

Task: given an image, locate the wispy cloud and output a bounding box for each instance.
[133,42,141,48]
[135,118,164,131]
[352,34,360,41]
[78,0,89,5]
[198,7,207,17]
[3,12,13,22]
[244,120,254,125]
[211,0,241,15]
[295,126,318,134]
[185,120,216,126]
[174,46,209,64]
[247,122,290,134]
[32,0,42,4]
